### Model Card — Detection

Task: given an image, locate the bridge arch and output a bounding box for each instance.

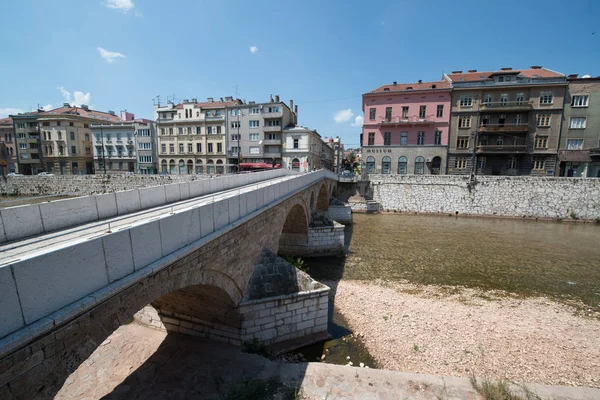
[316,182,329,212]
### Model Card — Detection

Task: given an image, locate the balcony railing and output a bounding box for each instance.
[205,115,225,121]
[590,148,600,157]
[263,151,281,158]
[476,144,528,154]
[479,101,533,111]
[378,115,438,125]
[263,125,282,132]
[262,139,282,145]
[478,123,530,133]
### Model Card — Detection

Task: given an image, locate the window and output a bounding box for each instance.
[540,92,553,105]
[71,146,76,154]
[58,132,62,140]
[478,156,486,169]
[216,126,222,134]
[195,126,201,134]
[85,147,91,155]
[293,138,299,149]
[434,131,442,145]
[138,142,152,150]
[231,121,240,129]
[460,95,473,107]
[266,106,280,113]
[231,109,240,116]
[20,143,26,149]
[179,143,184,153]
[249,107,259,114]
[457,136,469,149]
[415,156,425,174]
[571,95,589,107]
[159,144,166,153]
[178,127,183,135]
[498,76,504,82]
[384,132,391,146]
[569,117,586,129]
[249,133,259,141]
[509,157,517,169]
[401,106,409,119]
[169,144,174,153]
[208,143,213,153]
[42,122,49,127]
[249,120,259,127]
[169,128,173,135]
[500,94,508,104]
[197,143,202,152]
[533,157,545,170]
[161,128,166,135]
[483,93,492,104]
[57,121,61,126]
[398,156,407,174]
[382,156,391,174]
[458,116,471,128]
[18,133,26,139]
[436,105,444,118]
[456,157,468,169]
[231,134,240,141]
[267,119,281,126]
[385,107,392,121]
[368,132,375,146]
[369,108,376,120]
[366,156,375,173]
[419,105,426,118]
[207,127,213,134]
[400,132,408,145]
[29,143,37,149]
[496,136,504,146]
[417,132,424,145]
[249,146,259,154]
[566,139,583,150]
[535,135,548,148]
[59,145,64,155]
[516,93,525,104]
[187,143,193,153]
[217,143,222,153]
[514,114,523,125]
[537,114,551,127]
[139,156,152,163]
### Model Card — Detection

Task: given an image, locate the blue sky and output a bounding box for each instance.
[1,0,598,148]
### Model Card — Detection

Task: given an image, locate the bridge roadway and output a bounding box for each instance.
[0,174,298,268]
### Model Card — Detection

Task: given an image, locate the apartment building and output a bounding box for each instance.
[11,111,44,175]
[558,74,600,177]
[361,80,451,175]
[327,136,344,173]
[0,118,16,176]
[445,67,567,176]
[282,125,332,172]
[155,97,241,174]
[91,112,156,174]
[226,95,297,170]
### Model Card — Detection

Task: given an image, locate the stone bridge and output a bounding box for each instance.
[0,169,342,399]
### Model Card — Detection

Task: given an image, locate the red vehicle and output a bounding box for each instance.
[238,162,281,173]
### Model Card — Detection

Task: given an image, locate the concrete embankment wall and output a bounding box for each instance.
[369,174,600,220]
[279,222,345,257]
[328,204,352,224]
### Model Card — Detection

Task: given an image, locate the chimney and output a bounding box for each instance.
[225,96,233,101]
[295,105,298,119]
[568,74,578,79]
[393,81,397,85]
[290,99,294,111]
[220,97,224,102]
[63,102,70,107]
[451,70,462,74]
[500,67,512,71]
[81,104,89,111]
[249,101,255,105]
[530,65,542,69]
[418,79,422,83]
[270,94,274,102]
[192,98,197,103]
[108,110,115,116]
[207,97,213,103]
[468,69,477,72]
[183,99,189,103]
[275,94,280,102]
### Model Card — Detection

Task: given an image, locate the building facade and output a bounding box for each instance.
[282,126,332,172]
[134,118,157,174]
[361,80,451,175]
[558,75,600,177]
[155,98,241,175]
[327,136,344,173]
[226,95,296,170]
[11,111,44,175]
[445,67,567,176]
[0,118,16,176]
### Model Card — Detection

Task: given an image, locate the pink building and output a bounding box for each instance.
[361,80,451,174]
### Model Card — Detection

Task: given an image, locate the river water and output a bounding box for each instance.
[297,213,600,367]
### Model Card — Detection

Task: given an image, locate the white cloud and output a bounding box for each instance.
[41,104,52,111]
[104,0,134,12]
[58,86,71,102]
[351,115,364,127]
[97,47,126,63]
[0,108,24,118]
[334,109,354,123]
[249,46,258,54]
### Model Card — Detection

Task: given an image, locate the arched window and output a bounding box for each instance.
[161,159,167,173]
[415,156,425,175]
[216,159,224,174]
[207,159,215,174]
[169,159,176,175]
[178,160,185,175]
[382,156,391,174]
[186,160,194,174]
[84,133,90,141]
[398,156,407,174]
[291,158,300,171]
[366,156,375,173]
[195,160,203,174]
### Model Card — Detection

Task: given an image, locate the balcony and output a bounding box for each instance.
[378,115,437,126]
[476,144,528,154]
[478,123,530,134]
[205,115,225,122]
[590,148,600,157]
[262,110,283,118]
[263,125,282,132]
[263,151,281,158]
[262,139,282,145]
[479,101,533,112]
[156,118,174,123]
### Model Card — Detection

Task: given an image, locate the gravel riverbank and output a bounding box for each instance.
[328,279,600,389]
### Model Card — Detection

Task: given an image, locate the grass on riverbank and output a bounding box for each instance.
[470,375,547,400]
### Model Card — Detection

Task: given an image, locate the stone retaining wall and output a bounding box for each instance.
[328,205,352,224]
[279,223,345,257]
[369,174,600,220]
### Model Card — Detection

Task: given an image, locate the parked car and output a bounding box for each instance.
[125,171,135,175]
[37,172,54,176]
[7,172,23,176]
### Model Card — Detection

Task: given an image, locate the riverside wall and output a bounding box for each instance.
[369,174,600,220]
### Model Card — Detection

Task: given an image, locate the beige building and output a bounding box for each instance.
[445,67,567,176]
[282,125,333,172]
[155,97,241,174]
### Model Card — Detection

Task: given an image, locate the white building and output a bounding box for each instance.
[282,125,333,172]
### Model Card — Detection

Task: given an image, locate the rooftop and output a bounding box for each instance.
[0,117,12,125]
[38,105,122,123]
[445,67,564,83]
[172,99,243,110]
[366,80,451,94]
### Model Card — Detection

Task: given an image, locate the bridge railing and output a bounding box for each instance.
[0,169,337,355]
[0,169,290,244]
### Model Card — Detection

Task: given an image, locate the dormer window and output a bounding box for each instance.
[406,87,413,90]
[498,76,504,82]
[383,88,390,92]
